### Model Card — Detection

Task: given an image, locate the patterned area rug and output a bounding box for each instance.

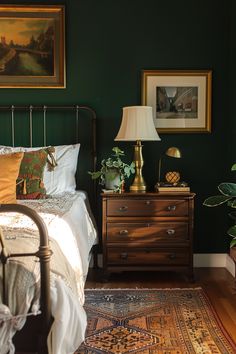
[76,288,236,354]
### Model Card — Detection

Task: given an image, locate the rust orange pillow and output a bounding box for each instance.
[0,152,24,204]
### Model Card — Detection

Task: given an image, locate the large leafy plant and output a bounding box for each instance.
[203,163,236,248]
[89,147,135,192]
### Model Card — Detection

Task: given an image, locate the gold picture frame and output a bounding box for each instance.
[0,5,65,88]
[142,70,212,133]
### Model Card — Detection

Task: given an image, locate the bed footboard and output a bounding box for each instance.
[0,203,52,354]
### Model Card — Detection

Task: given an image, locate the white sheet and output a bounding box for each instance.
[0,191,97,354]
[48,278,87,354]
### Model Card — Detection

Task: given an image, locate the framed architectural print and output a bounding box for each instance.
[142,70,212,133]
[0,5,65,88]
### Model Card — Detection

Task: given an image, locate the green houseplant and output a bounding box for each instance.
[203,163,236,248]
[89,147,135,192]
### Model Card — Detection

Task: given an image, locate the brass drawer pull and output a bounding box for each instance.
[120,252,128,259]
[167,205,176,211]
[145,200,151,205]
[168,253,176,259]
[119,229,128,235]
[119,206,128,212]
[166,229,175,235]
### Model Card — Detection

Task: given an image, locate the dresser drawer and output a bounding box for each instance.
[106,222,188,243]
[106,247,189,266]
[106,199,188,217]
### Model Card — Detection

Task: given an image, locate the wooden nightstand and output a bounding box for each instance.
[102,191,195,280]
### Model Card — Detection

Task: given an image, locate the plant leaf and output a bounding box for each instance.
[230,238,236,247]
[218,182,236,196]
[112,146,124,156]
[113,161,120,168]
[227,225,236,237]
[231,163,236,171]
[88,171,102,179]
[228,199,236,208]
[203,195,232,206]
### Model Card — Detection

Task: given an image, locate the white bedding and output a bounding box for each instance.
[0,191,98,354]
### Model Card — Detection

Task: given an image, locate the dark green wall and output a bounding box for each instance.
[229,1,236,165]
[0,0,232,253]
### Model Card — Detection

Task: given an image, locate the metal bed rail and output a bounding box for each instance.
[0,104,97,174]
[0,203,52,336]
[0,104,97,209]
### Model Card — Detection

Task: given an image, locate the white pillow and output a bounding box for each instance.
[0,144,80,195]
[43,144,80,194]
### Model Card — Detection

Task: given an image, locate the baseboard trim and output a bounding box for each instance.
[92,253,236,277]
[194,253,235,277]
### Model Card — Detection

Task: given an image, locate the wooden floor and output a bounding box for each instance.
[86,267,236,343]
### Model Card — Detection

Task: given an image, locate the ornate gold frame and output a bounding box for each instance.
[142,70,212,133]
[0,5,65,88]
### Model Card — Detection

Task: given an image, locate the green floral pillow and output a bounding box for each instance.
[16,149,48,199]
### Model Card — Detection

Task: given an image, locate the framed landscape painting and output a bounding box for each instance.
[142,70,212,133]
[0,5,65,88]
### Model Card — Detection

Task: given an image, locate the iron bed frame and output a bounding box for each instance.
[0,104,97,354]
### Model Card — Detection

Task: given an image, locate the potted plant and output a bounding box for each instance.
[203,163,236,248]
[89,146,135,192]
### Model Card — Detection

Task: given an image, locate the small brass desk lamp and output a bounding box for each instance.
[156,146,182,187]
[115,106,161,192]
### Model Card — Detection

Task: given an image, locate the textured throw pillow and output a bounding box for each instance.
[16,149,48,199]
[0,152,24,203]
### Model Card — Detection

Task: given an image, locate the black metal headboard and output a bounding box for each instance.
[0,104,97,208]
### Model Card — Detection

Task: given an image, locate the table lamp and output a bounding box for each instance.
[115,106,161,192]
[156,146,182,187]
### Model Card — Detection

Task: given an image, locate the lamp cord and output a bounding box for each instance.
[158,155,163,184]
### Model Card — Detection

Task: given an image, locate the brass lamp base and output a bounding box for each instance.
[130,177,147,192]
[129,140,146,192]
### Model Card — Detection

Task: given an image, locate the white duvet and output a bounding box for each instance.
[0,191,97,354]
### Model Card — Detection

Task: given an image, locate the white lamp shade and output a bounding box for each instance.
[115,106,161,141]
